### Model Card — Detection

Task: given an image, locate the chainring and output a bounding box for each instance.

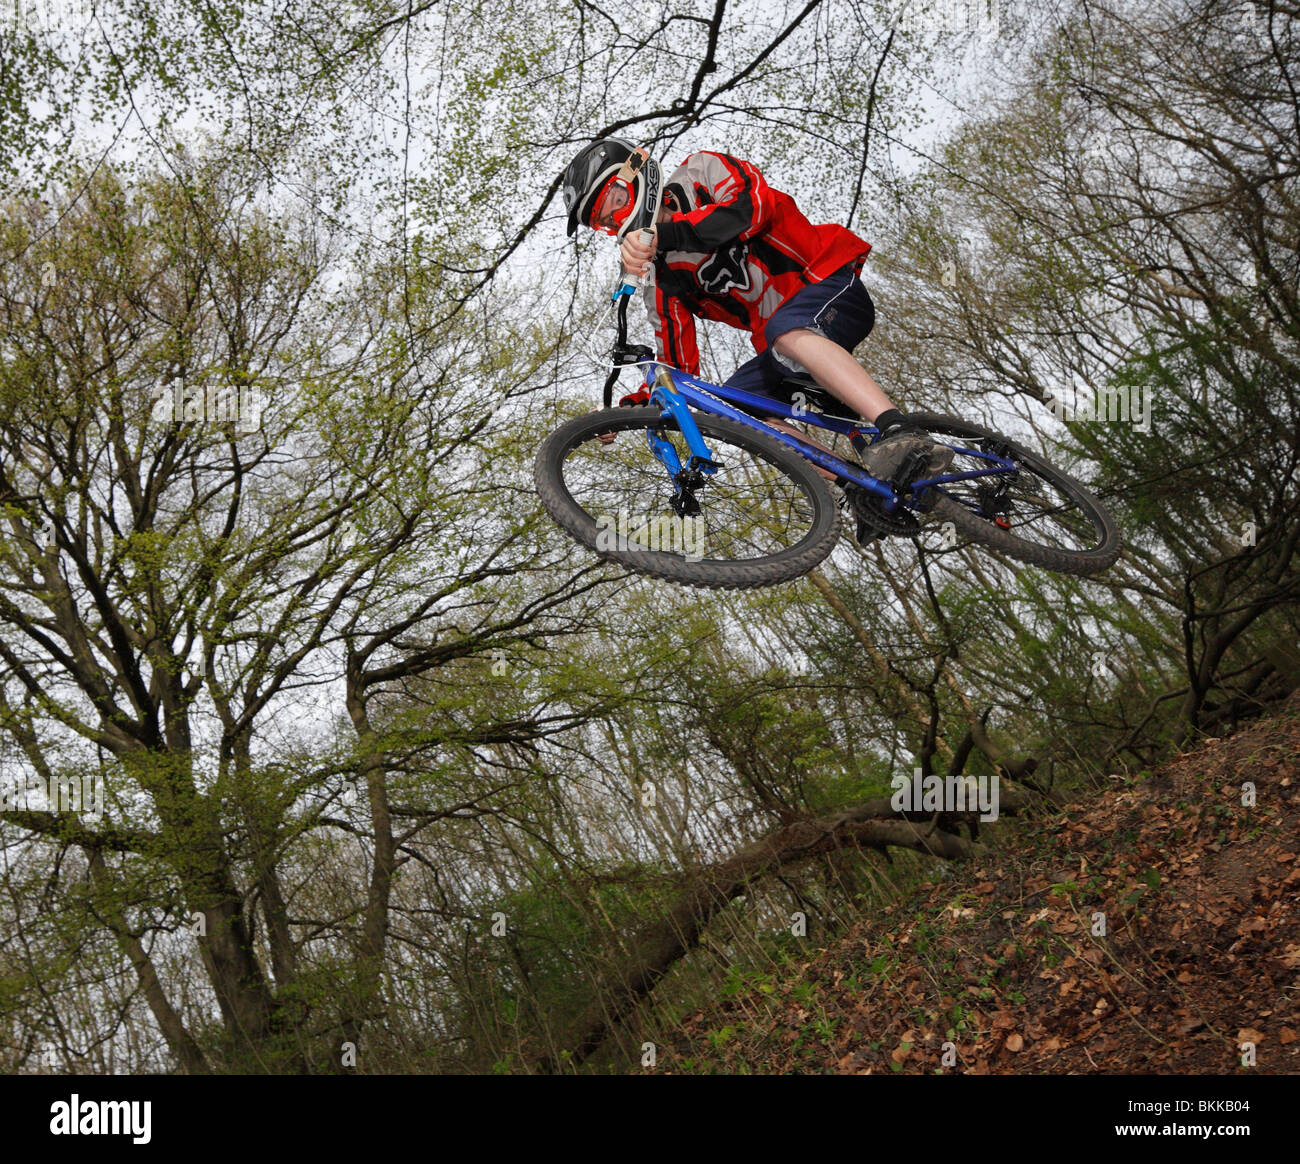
[849,489,923,538]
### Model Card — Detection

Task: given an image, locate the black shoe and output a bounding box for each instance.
[865,424,954,483]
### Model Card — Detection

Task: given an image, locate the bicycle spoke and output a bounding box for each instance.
[561,426,819,562]
[933,446,1106,555]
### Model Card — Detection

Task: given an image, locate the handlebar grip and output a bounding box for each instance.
[634,228,655,289]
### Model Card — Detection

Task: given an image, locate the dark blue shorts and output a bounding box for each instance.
[723,263,875,399]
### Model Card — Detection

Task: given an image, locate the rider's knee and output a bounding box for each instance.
[771,327,821,357]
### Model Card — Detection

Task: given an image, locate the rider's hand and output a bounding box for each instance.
[620,228,657,279]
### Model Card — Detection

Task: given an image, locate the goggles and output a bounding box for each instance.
[589,175,635,236]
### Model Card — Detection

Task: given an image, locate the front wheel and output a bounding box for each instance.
[534,406,840,589]
[911,413,1122,576]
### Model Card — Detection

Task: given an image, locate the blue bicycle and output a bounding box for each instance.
[535,281,1121,589]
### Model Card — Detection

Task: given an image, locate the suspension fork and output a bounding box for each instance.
[641,366,723,515]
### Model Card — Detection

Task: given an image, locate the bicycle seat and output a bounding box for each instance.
[721,375,865,425]
[773,376,862,423]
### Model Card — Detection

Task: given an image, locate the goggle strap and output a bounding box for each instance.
[615,148,649,185]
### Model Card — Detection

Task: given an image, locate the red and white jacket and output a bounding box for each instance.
[643,151,870,374]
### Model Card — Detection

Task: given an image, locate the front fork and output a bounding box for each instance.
[636,366,1015,518]
[642,366,722,516]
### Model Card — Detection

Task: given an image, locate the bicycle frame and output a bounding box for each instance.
[633,359,1016,514]
[599,275,1015,515]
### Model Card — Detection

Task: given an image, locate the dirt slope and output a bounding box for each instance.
[668,691,1300,1074]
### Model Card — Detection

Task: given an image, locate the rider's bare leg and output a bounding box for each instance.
[770,328,894,421]
[769,327,951,481]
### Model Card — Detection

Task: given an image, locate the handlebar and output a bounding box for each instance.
[598,226,659,407]
[601,268,654,407]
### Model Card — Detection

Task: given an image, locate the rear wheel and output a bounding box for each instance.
[534,406,840,589]
[910,413,1121,576]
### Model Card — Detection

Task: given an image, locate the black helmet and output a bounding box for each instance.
[561,137,662,240]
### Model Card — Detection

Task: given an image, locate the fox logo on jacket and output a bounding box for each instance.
[697,243,751,295]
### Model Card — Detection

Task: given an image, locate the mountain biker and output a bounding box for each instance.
[561,138,953,542]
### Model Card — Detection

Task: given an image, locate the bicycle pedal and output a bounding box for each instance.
[854,516,884,546]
